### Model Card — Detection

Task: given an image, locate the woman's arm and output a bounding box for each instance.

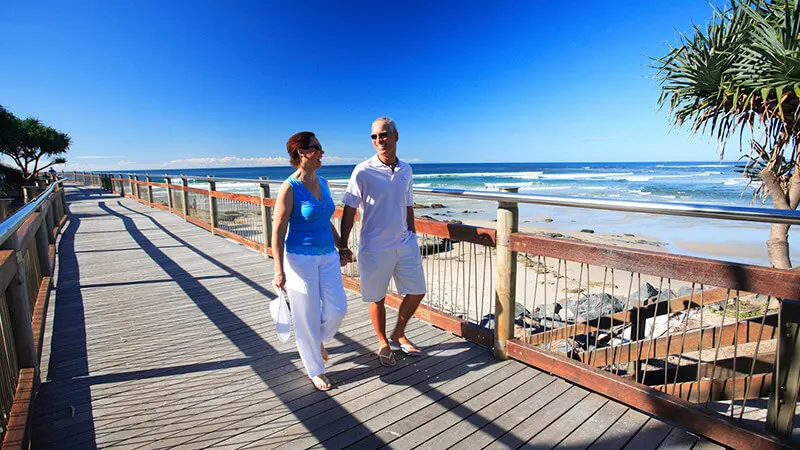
[271,182,293,290]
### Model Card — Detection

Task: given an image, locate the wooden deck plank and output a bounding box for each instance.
[365,366,539,449]
[554,398,629,449]
[656,427,699,449]
[588,408,651,450]
[622,418,676,450]
[484,385,591,449]
[29,186,713,449]
[448,378,572,449]
[522,392,609,448]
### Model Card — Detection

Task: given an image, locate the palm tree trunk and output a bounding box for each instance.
[762,167,794,269]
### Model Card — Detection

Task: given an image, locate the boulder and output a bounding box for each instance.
[563,293,626,322]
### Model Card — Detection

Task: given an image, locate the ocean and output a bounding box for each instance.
[126,161,795,266]
[130,161,753,204]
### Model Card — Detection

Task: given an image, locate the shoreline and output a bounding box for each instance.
[410,198,790,268]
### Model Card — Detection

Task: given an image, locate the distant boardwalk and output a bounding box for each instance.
[32,185,717,449]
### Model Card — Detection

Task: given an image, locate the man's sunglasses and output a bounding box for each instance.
[299,144,323,152]
[370,132,389,140]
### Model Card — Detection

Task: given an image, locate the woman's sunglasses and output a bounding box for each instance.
[299,144,323,152]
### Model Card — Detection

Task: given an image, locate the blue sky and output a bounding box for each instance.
[1,1,732,171]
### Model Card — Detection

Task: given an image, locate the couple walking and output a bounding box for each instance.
[272,117,426,391]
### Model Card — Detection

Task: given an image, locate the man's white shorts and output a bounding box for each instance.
[358,237,427,302]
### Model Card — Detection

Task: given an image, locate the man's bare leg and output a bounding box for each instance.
[370,299,395,365]
[390,294,425,352]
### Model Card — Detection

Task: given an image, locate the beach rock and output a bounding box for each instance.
[548,338,583,355]
[540,318,567,330]
[533,303,562,322]
[442,219,462,224]
[563,293,626,322]
[544,218,553,222]
[220,210,242,221]
[413,203,430,209]
[430,203,446,209]
[675,286,697,298]
[624,233,635,237]
[543,232,564,238]
[580,229,594,234]
[418,236,452,255]
[627,283,660,304]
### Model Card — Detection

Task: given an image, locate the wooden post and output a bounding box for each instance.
[165,176,173,211]
[208,176,218,234]
[181,176,189,220]
[133,175,140,200]
[494,186,518,360]
[767,299,800,436]
[259,177,271,256]
[43,199,56,243]
[146,175,154,206]
[1,233,36,368]
[118,174,125,197]
[128,175,135,197]
[0,199,11,222]
[35,212,51,277]
[23,186,43,204]
[59,181,67,215]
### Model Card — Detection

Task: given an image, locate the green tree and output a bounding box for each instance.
[0,105,69,181]
[653,0,800,269]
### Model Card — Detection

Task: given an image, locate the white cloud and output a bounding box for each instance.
[159,156,289,168]
[55,154,367,172]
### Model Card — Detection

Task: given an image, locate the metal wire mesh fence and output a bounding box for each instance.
[215,196,263,244]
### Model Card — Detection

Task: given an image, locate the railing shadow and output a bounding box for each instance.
[33,187,96,448]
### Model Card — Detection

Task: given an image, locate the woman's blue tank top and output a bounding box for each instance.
[284,175,336,255]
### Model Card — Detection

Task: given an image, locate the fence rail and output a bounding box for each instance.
[68,171,800,449]
[0,179,67,449]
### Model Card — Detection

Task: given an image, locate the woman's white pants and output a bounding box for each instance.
[284,250,348,378]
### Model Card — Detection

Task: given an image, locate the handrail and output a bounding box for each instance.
[0,180,64,245]
[92,172,800,226]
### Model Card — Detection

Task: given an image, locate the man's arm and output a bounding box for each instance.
[406,206,416,233]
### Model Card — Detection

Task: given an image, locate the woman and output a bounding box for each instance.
[272,131,348,391]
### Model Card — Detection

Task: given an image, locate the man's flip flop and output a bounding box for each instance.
[378,347,396,367]
[389,340,422,356]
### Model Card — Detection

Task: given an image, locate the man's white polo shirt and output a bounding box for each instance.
[342,155,415,253]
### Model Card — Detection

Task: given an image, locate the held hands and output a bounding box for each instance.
[273,272,286,292]
[338,248,353,267]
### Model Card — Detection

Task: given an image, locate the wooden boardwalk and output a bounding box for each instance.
[31,185,721,449]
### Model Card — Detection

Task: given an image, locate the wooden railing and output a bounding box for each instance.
[70,171,800,449]
[0,180,67,449]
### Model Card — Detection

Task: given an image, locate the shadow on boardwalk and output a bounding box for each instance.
[31,186,712,449]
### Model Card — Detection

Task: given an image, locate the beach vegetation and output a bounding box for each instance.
[653,0,800,269]
[0,105,69,181]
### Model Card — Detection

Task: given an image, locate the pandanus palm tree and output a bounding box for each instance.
[0,106,69,181]
[653,0,800,269]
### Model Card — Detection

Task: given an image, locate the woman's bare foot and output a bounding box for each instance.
[311,374,331,391]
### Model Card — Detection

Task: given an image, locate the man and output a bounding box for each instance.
[339,117,426,367]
